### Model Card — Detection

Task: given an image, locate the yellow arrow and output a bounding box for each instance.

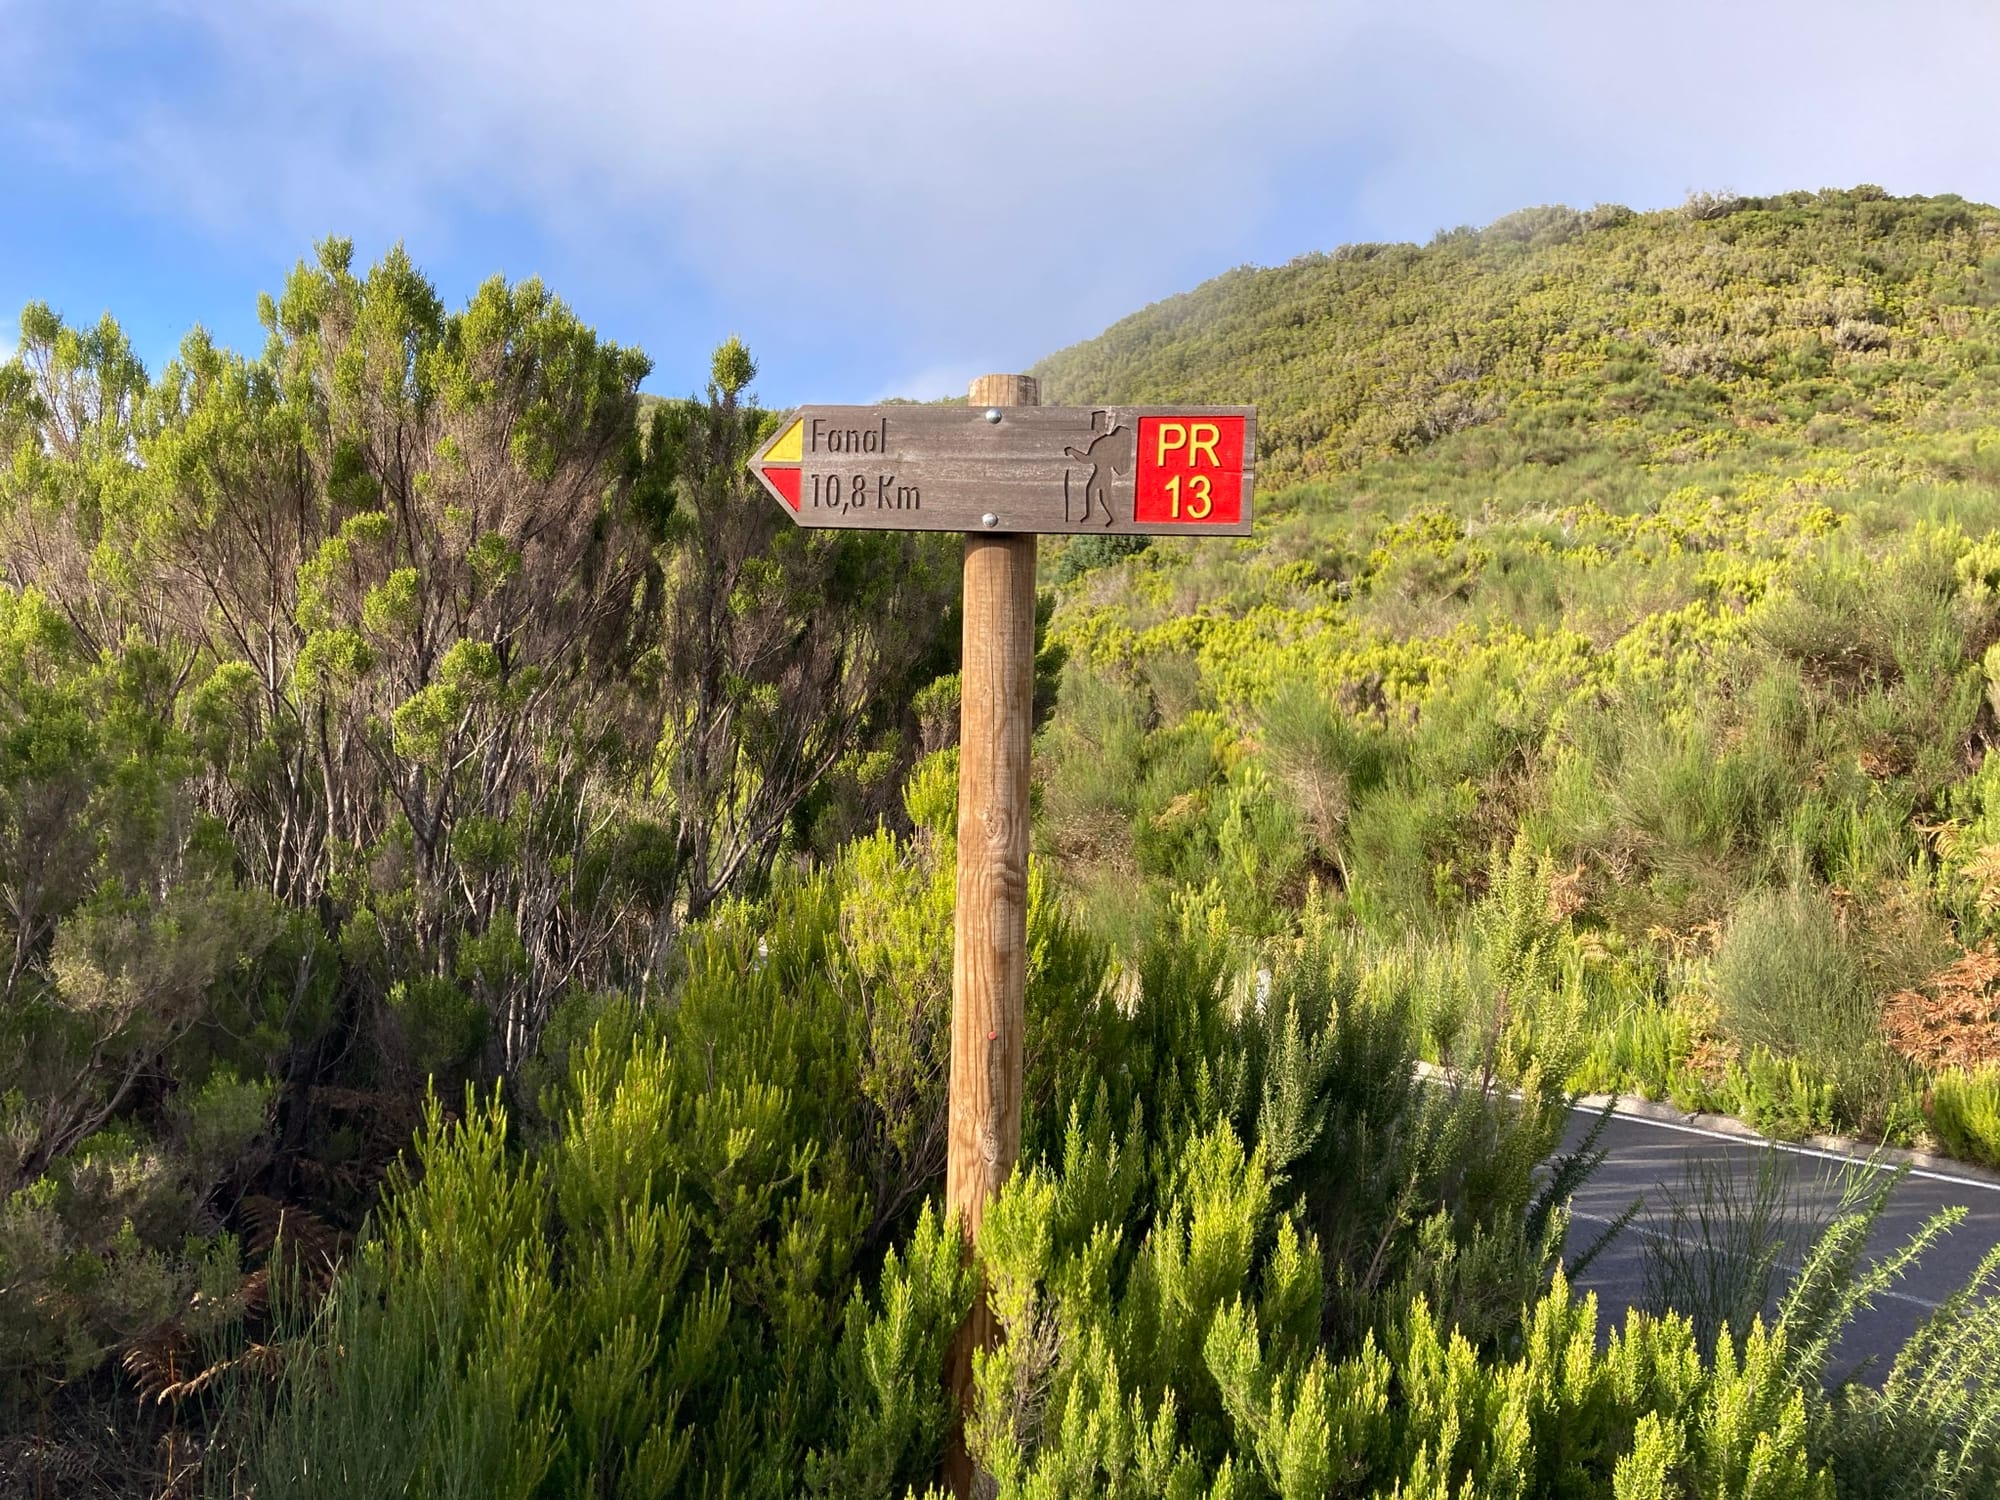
[764,417,803,464]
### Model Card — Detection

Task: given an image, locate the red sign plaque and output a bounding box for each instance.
[1133,416,1247,527]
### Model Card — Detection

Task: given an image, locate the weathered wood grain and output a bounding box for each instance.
[966,372,1040,408]
[945,527,1034,1239]
[943,376,1039,1499]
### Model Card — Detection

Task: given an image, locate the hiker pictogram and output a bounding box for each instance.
[1062,410,1132,526]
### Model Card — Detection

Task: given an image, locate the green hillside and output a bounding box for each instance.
[14,200,2000,1495]
[1027,187,2000,1156]
[1037,188,2000,481]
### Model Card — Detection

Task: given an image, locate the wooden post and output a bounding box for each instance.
[944,373,1039,1495]
[741,378,1254,1491]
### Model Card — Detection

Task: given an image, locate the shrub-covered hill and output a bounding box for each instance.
[15,212,2000,1497]
[1035,188,2000,482]
[1028,188,2000,1160]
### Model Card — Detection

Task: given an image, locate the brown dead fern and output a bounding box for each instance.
[1883,945,2000,1071]
[119,1197,347,1411]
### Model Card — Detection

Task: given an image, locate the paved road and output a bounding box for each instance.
[1556,1106,2000,1376]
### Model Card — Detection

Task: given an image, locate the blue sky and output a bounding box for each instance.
[3,1,1998,406]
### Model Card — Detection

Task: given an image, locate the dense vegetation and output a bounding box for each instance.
[0,246,961,1489]
[9,189,2000,1495]
[1035,186,2000,1156]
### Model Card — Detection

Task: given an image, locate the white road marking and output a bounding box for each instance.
[1566,1208,1944,1313]
[1571,1103,2000,1196]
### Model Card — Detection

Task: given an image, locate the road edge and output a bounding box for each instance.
[1411,1060,2000,1193]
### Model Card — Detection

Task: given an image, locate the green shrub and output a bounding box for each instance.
[211,847,1622,1497]
[1572,1001,1705,1106]
[1777,1173,2000,1498]
[1049,533,1150,586]
[215,843,986,1497]
[1929,1069,2000,1168]
[1255,677,1389,892]
[1712,886,1907,1133]
[1604,719,1795,927]
[1716,1047,1839,1141]
[1641,1146,1879,1363]
[203,815,2000,1496]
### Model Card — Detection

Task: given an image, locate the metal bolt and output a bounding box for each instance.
[982,513,999,528]
[984,407,1002,424]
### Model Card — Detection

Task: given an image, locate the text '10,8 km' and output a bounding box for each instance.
[749,403,1256,535]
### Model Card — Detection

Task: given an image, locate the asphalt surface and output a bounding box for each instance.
[1556,1106,2000,1377]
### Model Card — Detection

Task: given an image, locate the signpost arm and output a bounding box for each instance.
[944,373,1039,1493]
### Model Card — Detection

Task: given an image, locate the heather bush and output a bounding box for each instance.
[22,187,2000,1490]
[1928,1069,2000,1168]
[213,855,1872,1499]
[212,786,1000,1496]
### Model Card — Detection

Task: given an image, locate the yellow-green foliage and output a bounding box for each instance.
[971,1124,1832,1499]
[1929,1069,2000,1169]
[1038,190,2000,484]
[221,823,994,1497]
[215,805,2000,1496]
[1035,190,2000,1153]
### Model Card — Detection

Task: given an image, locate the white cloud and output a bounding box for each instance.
[55,1,1382,354]
[11,1,2000,391]
[869,360,991,405]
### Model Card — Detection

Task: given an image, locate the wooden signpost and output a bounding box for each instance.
[753,376,1256,1495]
[750,394,1256,536]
